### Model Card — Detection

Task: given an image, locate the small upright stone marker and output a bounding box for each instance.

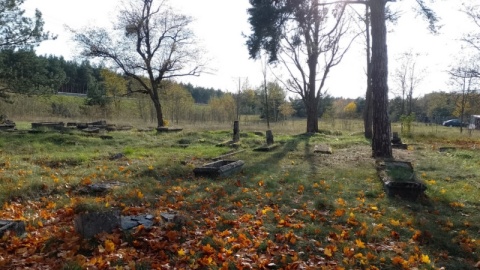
[266,130,274,145]
[74,210,121,238]
[233,121,240,143]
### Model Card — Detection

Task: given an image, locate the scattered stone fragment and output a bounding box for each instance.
[160,212,188,226]
[110,153,125,160]
[121,214,154,230]
[0,220,25,237]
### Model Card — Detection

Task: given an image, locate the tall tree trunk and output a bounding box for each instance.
[153,98,165,127]
[151,87,165,128]
[306,101,319,133]
[370,0,392,158]
[364,82,373,139]
[364,4,373,140]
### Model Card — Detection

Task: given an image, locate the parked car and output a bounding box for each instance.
[442,119,467,127]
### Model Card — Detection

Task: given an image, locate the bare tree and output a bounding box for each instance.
[72,0,204,128]
[393,50,424,116]
[448,60,480,133]
[247,1,360,133]
[462,4,480,53]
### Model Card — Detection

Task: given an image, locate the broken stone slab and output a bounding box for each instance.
[212,149,246,161]
[392,143,408,149]
[121,214,154,230]
[193,160,244,178]
[31,122,65,130]
[100,135,113,140]
[0,220,25,237]
[156,127,183,133]
[313,144,333,154]
[74,210,121,238]
[253,144,279,152]
[75,182,124,195]
[439,147,456,152]
[82,127,101,134]
[137,128,155,132]
[376,160,426,200]
[0,124,15,130]
[160,212,188,226]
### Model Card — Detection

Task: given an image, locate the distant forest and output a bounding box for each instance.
[0,49,226,105]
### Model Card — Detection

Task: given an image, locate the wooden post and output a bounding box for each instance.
[233,121,240,142]
[266,130,274,145]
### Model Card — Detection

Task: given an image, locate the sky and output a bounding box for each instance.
[22,0,479,99]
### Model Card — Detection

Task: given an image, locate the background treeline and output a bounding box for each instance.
[1,49,479,127]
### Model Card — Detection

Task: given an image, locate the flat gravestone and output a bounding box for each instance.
[193,160,244,178]
[313,144,333,154]
[31,122,64,130]
[156,127,183,133]
[376,160,426,200]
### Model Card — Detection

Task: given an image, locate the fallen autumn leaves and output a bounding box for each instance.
[0,130,479,269]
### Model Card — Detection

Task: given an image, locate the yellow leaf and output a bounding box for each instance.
[104,239,115,253]
[178,248,186,256]
[336,198,346,206]
[421,254,431,264]
[390,219,400,226]
[354,253,364,259]
[38,221,43,227]
[324,247,333,257]
[355,239,365,249]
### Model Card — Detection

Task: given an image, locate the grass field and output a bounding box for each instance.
[0,120,478,269]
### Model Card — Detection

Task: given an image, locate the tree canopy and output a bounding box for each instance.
[246,0,358,133]
[73,0,205,128]
[0,0,54,50]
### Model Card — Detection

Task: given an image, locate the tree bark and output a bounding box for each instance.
[364,4,373,140]
[305,91,319,133]
[370,0,392,158]
[151,87,165,128]
[364,83,373,139]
